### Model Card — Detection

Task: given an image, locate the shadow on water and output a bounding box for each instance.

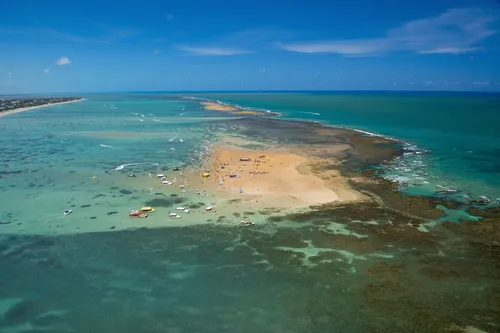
[1,221,499,333]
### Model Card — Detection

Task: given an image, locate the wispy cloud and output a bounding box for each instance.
[56,57,71,65]
[278,8,498,56]
[177,45,251,56]
[0,25,140,44]
[42,28,109,44]
[166,14,174,21]
[153,48,161,55]
[44,68,49,73]
[96,24,140,41]
[176,28,294,56]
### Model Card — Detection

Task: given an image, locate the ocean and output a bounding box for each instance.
[0,92,499,332]
[194,91,500,203]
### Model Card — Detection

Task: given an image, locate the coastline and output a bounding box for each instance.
[198,98,281,116]
[1,93,499,332]
[0,98,86,118]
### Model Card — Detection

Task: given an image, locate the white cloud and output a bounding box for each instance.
[278,8,498,56]
[166,14,174,21]
[153,48,161,55]
[56,56,71,65]
[44,68,49,73]
[178,45,251,56]
[8,72,12,76]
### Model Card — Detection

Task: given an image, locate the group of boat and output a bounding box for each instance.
[129,206,155,218]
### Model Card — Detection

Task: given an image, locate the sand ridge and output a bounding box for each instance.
[197,141,367,210]
[202,102,238,111]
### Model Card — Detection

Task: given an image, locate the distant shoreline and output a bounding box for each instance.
[198,99,281,116]
[0,98,86,118]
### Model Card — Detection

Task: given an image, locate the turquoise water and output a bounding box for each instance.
[195,92,500,203]
[0,95,232,234]
[1,93,499,332]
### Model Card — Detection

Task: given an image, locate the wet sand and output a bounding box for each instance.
[0,98,86,118]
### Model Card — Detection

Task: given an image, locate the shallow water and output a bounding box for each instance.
[195,92,500,203]
[1,93,499,332]
[0,96,231,234]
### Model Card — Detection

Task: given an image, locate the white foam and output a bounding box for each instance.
[113,162,158,171]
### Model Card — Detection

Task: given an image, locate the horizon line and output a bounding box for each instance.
[2,89,500,97]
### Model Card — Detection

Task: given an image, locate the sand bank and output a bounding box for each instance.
[0,98,86,118]
[196,141,367,211]
[202,101,238,111]
[201,101,278,116]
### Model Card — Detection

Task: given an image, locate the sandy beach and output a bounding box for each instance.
[202,101,238,111]
[193,139,367,211]
[0,98,86,118]
[201,101,276,116]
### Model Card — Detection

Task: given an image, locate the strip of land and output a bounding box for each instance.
[0,98,85,118]
[201,101,280,116]
[194,139,366,211]
[202,101,238,111]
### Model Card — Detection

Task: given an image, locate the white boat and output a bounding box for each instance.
[156,174,165,178]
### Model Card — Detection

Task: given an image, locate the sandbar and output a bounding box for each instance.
[195,141,367,211]
[202,101,238,111]
[201,101,278,116]
[0,98,86,118]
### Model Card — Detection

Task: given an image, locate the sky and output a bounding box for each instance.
[1,0,500,93]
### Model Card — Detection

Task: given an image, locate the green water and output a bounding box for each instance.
[0,93,499,332]
[195,91,500,203]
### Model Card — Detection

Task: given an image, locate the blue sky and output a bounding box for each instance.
[1,0,500,93]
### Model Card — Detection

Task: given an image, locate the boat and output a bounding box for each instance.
[240,221,255,226]
[141,206,156,213]
[129,210,148,218]
[169,213,181,219]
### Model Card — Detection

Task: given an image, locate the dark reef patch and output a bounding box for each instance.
[119,189,133,195]
[188,202,205,209]
[143,197,186,208]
